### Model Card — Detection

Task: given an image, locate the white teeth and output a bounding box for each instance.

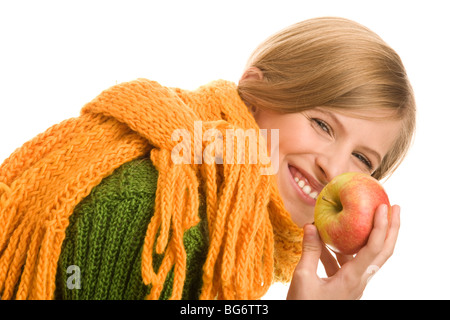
[295,176,319,200]
[303,185,311,195]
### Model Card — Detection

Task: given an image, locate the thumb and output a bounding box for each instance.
[297,224,322,274]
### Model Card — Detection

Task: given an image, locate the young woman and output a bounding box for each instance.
[0,17,415,300]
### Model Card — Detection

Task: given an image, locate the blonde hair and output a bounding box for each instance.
[238,17,416,180]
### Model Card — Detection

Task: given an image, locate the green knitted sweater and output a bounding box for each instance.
[54,157,209,300]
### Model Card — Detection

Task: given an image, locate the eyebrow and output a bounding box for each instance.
[317,108,383,166]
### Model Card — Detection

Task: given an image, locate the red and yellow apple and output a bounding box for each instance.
[314,172,391,255]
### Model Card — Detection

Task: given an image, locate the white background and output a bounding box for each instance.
[1,0,449,299]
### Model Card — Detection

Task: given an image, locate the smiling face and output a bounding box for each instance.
[253,107,401,227]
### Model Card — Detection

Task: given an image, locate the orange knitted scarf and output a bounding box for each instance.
[0,79,303,300]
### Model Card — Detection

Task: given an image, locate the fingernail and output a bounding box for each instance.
[303,224,316,239]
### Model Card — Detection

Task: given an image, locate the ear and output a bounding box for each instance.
[239,66,264,82]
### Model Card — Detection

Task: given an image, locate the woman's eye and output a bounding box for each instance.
[353,153,373,171]
[312,118,332,135]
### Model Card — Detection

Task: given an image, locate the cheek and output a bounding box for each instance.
[278,122,319,157]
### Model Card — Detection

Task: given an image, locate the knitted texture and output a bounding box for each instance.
[55,157,208,299]
[0,79,303,300]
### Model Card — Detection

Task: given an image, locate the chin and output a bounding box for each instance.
[286,202,315,228]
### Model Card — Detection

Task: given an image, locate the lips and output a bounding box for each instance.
[288,164,323,201]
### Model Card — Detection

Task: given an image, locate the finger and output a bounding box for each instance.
[320,244,340,277]
[359,205,401,287]
[297,224,322,275]
[371,204,401,269]
[345,204,389,278]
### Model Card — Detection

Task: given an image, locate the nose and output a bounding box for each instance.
[315,151,350,184]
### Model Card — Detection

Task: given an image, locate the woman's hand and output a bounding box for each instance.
[287,204,400,300]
